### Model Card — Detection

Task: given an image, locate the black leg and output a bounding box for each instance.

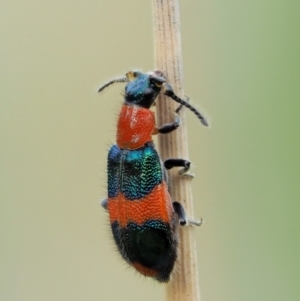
[164,158,190,170]
[173,201,203,227]
[158,113,180,134]
[164,158,191,176]
[157,96,190,134]
[173,201,187,226]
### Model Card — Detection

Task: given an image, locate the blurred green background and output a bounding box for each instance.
[1,1,299,300]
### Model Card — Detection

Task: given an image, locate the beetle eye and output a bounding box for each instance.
[150,77,163,88]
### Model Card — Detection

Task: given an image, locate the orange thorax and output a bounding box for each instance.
[117,104,157,149]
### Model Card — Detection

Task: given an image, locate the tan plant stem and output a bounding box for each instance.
[152,1,201,301]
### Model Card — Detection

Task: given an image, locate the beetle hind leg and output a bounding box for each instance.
[173,201,203,227]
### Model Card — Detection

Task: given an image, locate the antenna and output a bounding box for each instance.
[163,82,209,127]
[98,76,128,93]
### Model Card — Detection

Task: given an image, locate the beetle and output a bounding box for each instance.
[99,70,207,282]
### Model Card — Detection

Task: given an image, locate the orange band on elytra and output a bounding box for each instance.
[108,182,174,227]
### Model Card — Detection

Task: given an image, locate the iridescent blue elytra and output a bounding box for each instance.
[108,143,164,200]
[106,141,177,282]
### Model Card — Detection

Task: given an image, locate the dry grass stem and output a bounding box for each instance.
[152,1,201,301]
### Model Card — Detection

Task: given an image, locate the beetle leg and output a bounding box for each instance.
[173,201,203,226]
[164,158,194,178]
